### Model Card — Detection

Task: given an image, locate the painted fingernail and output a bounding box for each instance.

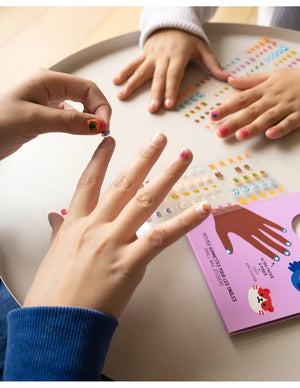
[226,249,232,254]
[237,129,249,139]
[61,209,68,216]
[164,98,174,109]
[179,148,190,161]
[211,110,219,119]
[88,119,109,136]
[267,128,277,138]
[273,256,280,262]
[196,200,211,215]
[151,132,165,146]
[285,241,291,246]
[217,125,228,138]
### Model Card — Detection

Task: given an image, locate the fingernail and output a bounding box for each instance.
[88,119,109,136]
[164,98,174,109]
[148,99,158,111]
[211,110,219,119]
[217,125,228,137]
[196,200,211,215]
[118,88,127,98]
[267,128,277,138]
[238,129,249,139]
[60,209,68,216]
[151,132,165,146]
[179,148,190,161]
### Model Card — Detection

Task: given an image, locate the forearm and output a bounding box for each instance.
[139,6,217,47]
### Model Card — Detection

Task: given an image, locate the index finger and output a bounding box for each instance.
[18,69,112,126]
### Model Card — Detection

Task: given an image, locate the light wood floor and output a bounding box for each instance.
[0,6,257,91]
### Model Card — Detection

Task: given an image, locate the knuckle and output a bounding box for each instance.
[113,175,132,192]
[237,93,248,105]
[61,109,77,131]
[135,189,153,207]
[77,171,97,189]
[265,110,278,124]
[247,105,257,116]
[148,227,168,248]
[138,144,156,160]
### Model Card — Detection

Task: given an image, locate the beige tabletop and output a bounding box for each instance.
[1,17,300,380]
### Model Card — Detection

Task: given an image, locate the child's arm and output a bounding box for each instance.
[4,134,210,381]
[210,68,300,140]
[0,69,111,160]
[113,7,229,113]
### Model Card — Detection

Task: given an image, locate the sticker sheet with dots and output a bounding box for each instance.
[174,36,300,129]
[137,152,286,236]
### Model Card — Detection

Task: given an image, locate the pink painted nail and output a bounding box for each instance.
[239,129,249,138]
[88,119,109,136]
[217,125,228,137]
[267,128,277,138]
[211,110,219,119]
[179,148,190,161]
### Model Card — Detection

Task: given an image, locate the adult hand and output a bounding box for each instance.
[0,69,111,160]
[23,133,211,319]
[211,68,300,141]
[113,29,229,113]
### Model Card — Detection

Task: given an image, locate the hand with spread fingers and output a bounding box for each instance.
[214,205,290,262]
[113,29,229,113]
[210,68,300,141]
[23,133,211,319]
[0,69,111,160]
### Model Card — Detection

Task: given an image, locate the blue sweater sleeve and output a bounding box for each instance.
[3,306,118,381]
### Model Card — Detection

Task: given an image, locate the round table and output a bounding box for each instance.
[1,23,300,380]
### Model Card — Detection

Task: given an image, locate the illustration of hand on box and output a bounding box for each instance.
[213,205,291,262]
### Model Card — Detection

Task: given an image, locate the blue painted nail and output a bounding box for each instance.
[284,250,290,256]
[226,249,232,254]
[274,256,280,262]
[285,241,291,246]
[282,228,287,233]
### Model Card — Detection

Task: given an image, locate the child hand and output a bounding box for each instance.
[113,29,229,113]
[23,133,211,319]
[211,68,300,141]
[0,69,111,160]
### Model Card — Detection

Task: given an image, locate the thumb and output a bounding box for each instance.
[33,104,111,137]
[48,212,64,243]
[227,73,269,90]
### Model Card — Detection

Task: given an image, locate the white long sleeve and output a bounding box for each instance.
[139,6,217,48]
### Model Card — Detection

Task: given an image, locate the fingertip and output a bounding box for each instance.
[148,99,159,113]
[236,129,249,141]
[164,98,175,110]
[112,75,121,85]
[195,200,211,216]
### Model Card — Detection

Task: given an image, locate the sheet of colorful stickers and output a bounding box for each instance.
[137,36,299,237]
